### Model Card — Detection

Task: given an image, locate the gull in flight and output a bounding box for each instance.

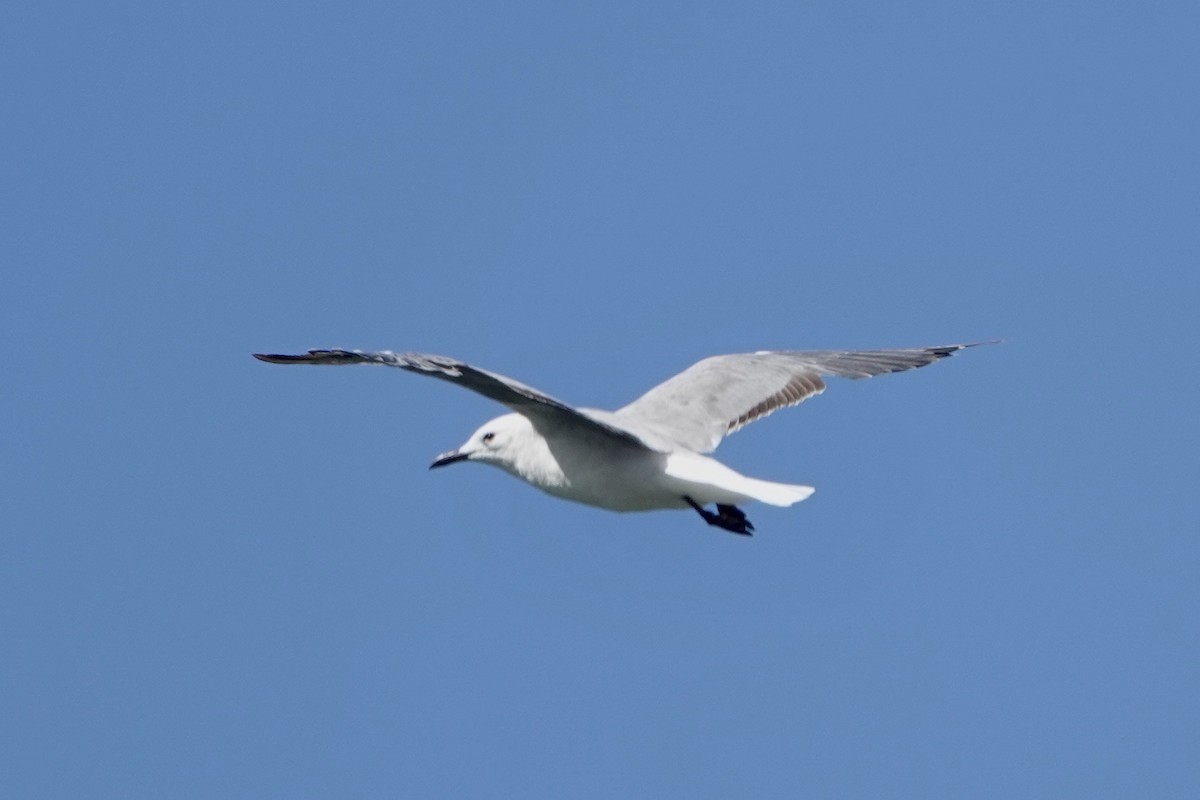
[254,344,989,535]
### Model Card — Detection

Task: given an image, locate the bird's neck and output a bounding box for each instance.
[501,434,569,490]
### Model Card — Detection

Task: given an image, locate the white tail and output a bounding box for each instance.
[664,453,815,508]
[737,477,815,507]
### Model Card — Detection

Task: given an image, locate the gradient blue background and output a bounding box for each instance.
[4,1,1197,797]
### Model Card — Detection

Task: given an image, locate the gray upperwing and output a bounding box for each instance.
[253,349,656,450]
[614,343,991,453]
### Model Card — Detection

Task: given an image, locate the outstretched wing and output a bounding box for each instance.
[253,349,653,449]
[614,343,991,453]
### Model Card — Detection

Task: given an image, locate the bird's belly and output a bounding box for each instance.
[541,478,674,512]
[535,445,680,512]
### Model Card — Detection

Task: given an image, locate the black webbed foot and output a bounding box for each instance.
[683,496,755,536]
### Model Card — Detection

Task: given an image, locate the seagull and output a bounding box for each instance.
[254,344,989,535]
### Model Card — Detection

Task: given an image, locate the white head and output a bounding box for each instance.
[429,412,539,474]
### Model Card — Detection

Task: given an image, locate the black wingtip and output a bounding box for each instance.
[934,340,1003,359]
[253,352,314,363]
[253,349,366,366]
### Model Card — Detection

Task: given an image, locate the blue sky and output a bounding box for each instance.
[3,1,1197,797]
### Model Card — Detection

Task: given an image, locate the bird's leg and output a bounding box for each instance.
[682,496,755,536]
[715,504,755,534]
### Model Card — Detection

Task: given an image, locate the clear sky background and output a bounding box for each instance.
[3,1,1197,797]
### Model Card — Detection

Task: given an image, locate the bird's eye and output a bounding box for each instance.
[482,432,495,444]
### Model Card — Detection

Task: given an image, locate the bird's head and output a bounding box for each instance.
[429,412,536,471]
